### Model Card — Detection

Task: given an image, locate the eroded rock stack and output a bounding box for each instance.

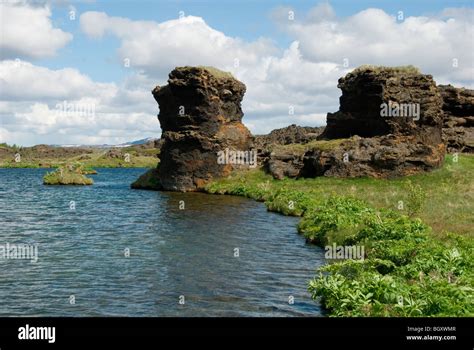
[299,66,445,178]
[260,66,446,179]
[439,85,474,153]
[132,66,253,191]
[321,66,443,140]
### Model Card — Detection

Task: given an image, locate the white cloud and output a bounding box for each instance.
[0,2,72,59]
[0,61,158,146]
[0,60,116,101]
[80,12,278,77]
[285,7,474,87]
[239,42,347,129]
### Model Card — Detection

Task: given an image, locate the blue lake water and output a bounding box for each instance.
[0,168,324,316]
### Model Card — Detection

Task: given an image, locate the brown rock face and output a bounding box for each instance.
[150,66,253,191]
[301,135,445,178]
[254,124,324,149]
[321,66,443,142]
[253,124,324,179]
[439,85,474,153]
[304,66,445,178]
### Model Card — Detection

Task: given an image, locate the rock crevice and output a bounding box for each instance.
[439,84,474,153]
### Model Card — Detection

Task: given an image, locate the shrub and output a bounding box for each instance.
[405,180,427,217]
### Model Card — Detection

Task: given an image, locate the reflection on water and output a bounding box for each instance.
[0,168,324,316]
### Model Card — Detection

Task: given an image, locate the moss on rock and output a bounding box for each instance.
[131,168,162,190]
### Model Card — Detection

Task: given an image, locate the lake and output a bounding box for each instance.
[0,168,324,316]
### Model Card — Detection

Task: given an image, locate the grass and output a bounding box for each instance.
[268,139,347,155]
[352,65,421,75]
[0,149,159,169]
[205,154,474,316]
[77,153,158,168]
[197,66,234,79]
[206,154,474,238]
[43,164,94,185]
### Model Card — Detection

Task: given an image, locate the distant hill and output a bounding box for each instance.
[52,137,158,149]
[0,140,160,168]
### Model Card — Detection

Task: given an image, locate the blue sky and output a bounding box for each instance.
[39,0,474,82]
[1,0,473,146]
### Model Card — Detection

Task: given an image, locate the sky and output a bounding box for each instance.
[0,0,473,146]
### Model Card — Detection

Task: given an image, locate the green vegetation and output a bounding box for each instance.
[352,65,421,75]
[206,154,473,237]
[303,197,473,316]
[78,152,158,168]
[405,180,427,217]
[43,164,94,185]
[198,66,234,79]
[205,154,474,316]
[0,143,159,169]
[269,138,346,155]
[130,167,161,190]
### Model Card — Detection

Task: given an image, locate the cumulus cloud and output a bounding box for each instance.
[0,60,116,101]
[80,12,278,77]
[240,42,346,125]
[0,2,72,59]
[0,61,158,146]
[284,6,474,87]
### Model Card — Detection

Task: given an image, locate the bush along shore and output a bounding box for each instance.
[205,154,474,317]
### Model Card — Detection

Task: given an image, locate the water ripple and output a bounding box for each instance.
[0,168,324,316]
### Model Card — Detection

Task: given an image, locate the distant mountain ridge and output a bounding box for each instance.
[52,137,158,149]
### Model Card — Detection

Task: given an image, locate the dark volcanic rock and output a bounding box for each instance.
[301,135,445,178]
[439,84,474,153]
[265,152,305,180]
[320,66,443,142]
[254,124,324,149]
[254,124,324,179]
[131,168,161,190]
[134,66,253,192]
[305,66,445,178]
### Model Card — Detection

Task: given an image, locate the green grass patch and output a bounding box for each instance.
[43,164,94,185]
[352,65,421,75]
[197,66,234,79]
[268,139,346,155]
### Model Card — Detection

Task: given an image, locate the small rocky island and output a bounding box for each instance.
[43,164,95,185]
[132,65,473,191]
